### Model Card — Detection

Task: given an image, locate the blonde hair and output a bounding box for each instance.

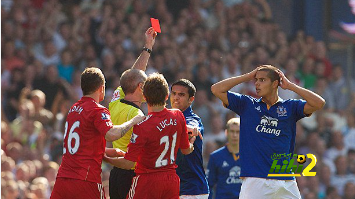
[226,118,240,130]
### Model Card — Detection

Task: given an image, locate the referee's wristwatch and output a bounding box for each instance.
[142,47,152,54]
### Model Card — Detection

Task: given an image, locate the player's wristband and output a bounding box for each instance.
[142,47,152,54]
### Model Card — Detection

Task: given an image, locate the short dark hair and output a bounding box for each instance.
[171,79,196,97]
[81,67,105,95]
[258,65,280,83]
[120,69,147,94]
[143,73,169,106]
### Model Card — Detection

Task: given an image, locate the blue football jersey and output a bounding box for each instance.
[176,106,209,195]
[207,146,242,199]
[226,91,307,180]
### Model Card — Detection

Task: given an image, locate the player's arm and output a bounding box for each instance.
[181,141,195,155]
[105,148,125,157]
[211,66,261,106]
[131,27,157,71]
[276,69,326,115]
[103,156,135,170]
[105,114,145,142]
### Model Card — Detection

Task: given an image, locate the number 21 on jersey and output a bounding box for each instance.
[63,121,81,155]
[155,132,177,168]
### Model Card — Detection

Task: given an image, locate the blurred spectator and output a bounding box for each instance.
[298,57,317,90]
[327,65,355,112]
[343,182,355,199]
[331,156,355,196]
[34,40,61,67]
[33,65,66,110]
[325,131,348,162]
[57,49,75,83]
[31,90,54,128]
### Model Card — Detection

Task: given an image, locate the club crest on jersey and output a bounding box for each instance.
[276,106,287,117]
[130,133,138,143]
[101,113,110,120]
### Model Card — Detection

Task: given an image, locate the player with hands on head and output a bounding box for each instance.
[104,73,195,199]
[50,67,145,199]
[107,26,157,199]
[211,65,325,199]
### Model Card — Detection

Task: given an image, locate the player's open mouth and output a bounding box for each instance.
[256,89,260,93]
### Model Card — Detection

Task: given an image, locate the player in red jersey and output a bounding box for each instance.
[104,73,196,199]
[50,67,144,199]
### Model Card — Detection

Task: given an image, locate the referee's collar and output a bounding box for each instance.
[120,99,140,109]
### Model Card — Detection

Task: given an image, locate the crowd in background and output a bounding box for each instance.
[1,0,355,198]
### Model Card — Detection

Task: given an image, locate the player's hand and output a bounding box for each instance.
[189,136,196,145]
[115,148,126,157]
[247,65,265,81]
[144,27,157,50]
[276,69,293,90]
[186,125,203,140]
[105,148,125,157]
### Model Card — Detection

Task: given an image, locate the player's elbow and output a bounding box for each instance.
[211,84,218,95]
[315,98,326,110]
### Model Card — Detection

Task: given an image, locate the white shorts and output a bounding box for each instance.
[239,177,301,199]
[179,194,209,199]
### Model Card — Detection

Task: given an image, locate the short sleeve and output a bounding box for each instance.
[226,91,247,115]
[124,125,146,162]
[290,99,307,121]
[93,108,113,137]
[179,112,190,150]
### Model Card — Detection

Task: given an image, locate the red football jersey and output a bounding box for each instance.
[124,108,190,174]
[56,97,113,183]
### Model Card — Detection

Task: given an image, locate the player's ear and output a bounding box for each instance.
[138,82,144,91]
[188,96,195,104]
[273,80,279,89]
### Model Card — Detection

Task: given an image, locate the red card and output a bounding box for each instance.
[150,18,161,33]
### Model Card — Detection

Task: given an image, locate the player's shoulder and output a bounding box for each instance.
[169,108,183,114]
[210,146,227,156]
[135,114,153,127]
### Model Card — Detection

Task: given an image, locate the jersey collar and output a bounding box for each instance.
[182,106,193,117]
[120,99,140,109]
[257,96,284,105]
[257,97,283,110]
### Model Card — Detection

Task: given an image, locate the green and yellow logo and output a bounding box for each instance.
[267,153,317,177]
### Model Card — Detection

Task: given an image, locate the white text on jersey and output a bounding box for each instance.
[156,118,177,132]
[68,106,83,114]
